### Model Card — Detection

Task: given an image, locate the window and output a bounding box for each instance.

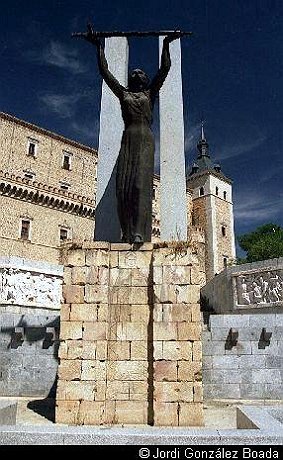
[20,219,31,241]
[223,257,228,268]
[215,186,219,196]
[152,188,156,200]
[27,139,38,157]
[60,228,69,242]
[221,226,226,237]
[60,181,70,191]
[199,186,204,196]
[223,191,227,200]
[62,152,72,170]
[24,171,35,181]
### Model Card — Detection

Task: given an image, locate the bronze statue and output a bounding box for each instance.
[75,26,185,243]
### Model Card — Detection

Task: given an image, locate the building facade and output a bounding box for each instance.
[0,112,97,264]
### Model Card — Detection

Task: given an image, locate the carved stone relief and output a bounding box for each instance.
[234,269,283,307]
[0,268,62,306]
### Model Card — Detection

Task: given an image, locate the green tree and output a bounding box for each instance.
[237,223,283,263]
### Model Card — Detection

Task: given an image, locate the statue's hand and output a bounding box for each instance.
[164,31,183,43]
[84,23,101,46]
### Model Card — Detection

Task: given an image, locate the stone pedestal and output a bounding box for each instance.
[56,242,204,426]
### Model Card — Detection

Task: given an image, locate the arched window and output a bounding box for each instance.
[199,186,204,196]
[221,226,226,237]
[223,191,227,200]
[215,186,219,196]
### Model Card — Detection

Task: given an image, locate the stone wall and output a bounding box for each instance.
[203,313,283,400]
[0,256,62,397]
[201,257,283,314]
[0,313,59,397]
[56,242,204,426]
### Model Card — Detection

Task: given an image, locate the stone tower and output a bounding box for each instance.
[187,124,236,280]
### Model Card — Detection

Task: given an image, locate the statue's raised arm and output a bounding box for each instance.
[82,24,125,99]
[149,32,183,97]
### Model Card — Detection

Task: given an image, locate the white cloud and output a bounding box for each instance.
[39,93,81,118]
[30,41,88,75]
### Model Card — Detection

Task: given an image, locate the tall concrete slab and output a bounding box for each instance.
[159,38,187,241]
[95,38,129,242]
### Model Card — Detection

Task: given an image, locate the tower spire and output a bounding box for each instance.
[197,121,209,158]
[201,121,205,141]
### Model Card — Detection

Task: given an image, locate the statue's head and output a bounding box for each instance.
[128,68,150,91]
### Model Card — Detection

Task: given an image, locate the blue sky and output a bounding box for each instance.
[1,0,282,249]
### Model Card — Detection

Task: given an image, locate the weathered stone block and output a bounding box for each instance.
[77,401,105,425]
[193,341,202,360]
[177,323,201,341]
[193,382,203,402]
[110,268,131,286]
[176,284,200,304]
[70,304,99,322]
[190,267,206,286]
[178,361,202,382]
[163,265,191,285]
[97,304,108,321]
[130,341,148,360]
[154,361,178,382]
[170,304,193,322]
[162,341,192,361]
[84,284,108,303]
[82,341,97,360]
[67,249,86,267]
[83,322,107,341]
[66,340,83,359]
[132,268,151,286]
[60,303,71,321]
[85,249,109,267]
[56,401,79,425]
[60,321,83,340]
[58,359,81,381]
[115,401,148,424]
[108,341,131,360]
[154,401,178,426]
[131,305,150,322]
[178,402,204,426]
[108,361,148,381]
[81,360,106,381]
[153,322,178,340]
[63,285,84,304]
[106,381,130,400]
[63,267,72,285]
[59,380,96,401]
[129,381,148,400]
[58,341,68,359]
[119,250,151,269]
[153,341,163,360]
[154,382,194,402]
[86,266,109,285]
[116,322,148,341]
[109,250,119,268]
[96,340,108,360]
[153,248,198,267]
[154,284,177,303]
[191,304,202,322]
[71,266,87,285]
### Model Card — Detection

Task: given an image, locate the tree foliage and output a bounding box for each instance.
[237,223,283,263]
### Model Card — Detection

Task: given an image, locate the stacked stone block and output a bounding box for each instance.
[56,242,204,426]
[153,247,203,426]
[203,313,283,400]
